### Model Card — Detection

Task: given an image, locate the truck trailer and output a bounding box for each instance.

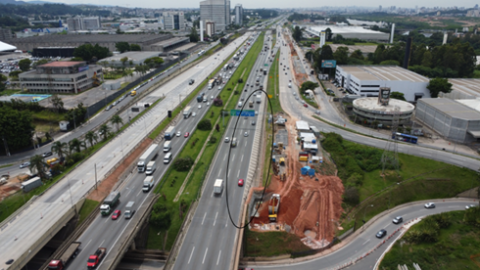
[48,241,81,270]
[137,144,159,172]
[183,106,192,119]
[214,179,224,195]
[125,201,135,219]
[100,191,120,216]
[164,126,176,140]
[21,177,43,192]
[268,194,280,222]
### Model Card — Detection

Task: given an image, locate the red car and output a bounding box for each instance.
[111,210,121,220]
[238,179,244,186]
[303,104,308,108]
[184,132,190,138]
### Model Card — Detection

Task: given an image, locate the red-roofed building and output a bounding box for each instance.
[19,61,102,94]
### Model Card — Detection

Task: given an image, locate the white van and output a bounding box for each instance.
[238,102,243,108]
[163,153,172,164]
[163,141,172,152]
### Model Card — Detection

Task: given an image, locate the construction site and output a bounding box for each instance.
[247,115,344,250]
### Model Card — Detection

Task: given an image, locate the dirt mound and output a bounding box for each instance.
[251,119,344,247]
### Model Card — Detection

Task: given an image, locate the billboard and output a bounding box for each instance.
[321,60,336,68]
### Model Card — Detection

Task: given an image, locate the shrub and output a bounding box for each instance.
[197,119,212,130]
[173,156,194,172]
[343,186,360,205]
[210,136,217,143]
[238,78,244,83]
[213,98,223,107]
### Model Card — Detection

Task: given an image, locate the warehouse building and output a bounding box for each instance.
[415,98,480,143]
[438,78,480,100]
[19,61,102,94]
[335,65,430,102]
[304,25,390,42]
[100,51,161,68]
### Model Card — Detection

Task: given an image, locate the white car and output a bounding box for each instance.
[192,112,196,117]
[176,131,181,137]
[224,137,230,143]
[424,202,435,209]
[198,105,202,109]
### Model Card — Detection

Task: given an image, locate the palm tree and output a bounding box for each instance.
[110,115,123,132]
[51,141,67,159]
[29,155,47,179]
[99,124,110,141]
[85,131,98,148]
[69,138,85,153]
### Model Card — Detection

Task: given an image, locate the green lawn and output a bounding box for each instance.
[380,211,480,270]
[147,32,265,251]
[244,229,311,257]
[76,199,99,227]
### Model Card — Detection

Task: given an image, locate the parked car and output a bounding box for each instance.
[392,216,403,224]
[424,202,436,209]
[19,162,30,169]
[105,105,113,111]
[42,151,53,158]
[376,229,387,239]
[465,204,477,209]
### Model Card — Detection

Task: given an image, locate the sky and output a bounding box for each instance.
[27,0,478,9]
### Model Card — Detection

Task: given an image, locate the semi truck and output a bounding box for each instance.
[214,179,224,195]
[125,201,135,219]
[208,79,216,89]
[87,247,106,269]
[164,126,176,140]
[143,176,154,192]
[183,106,192,119]
[145,161,156,176]
[268,194,280,222]
[137,144,159,172]
[48,241,81,270]
[100,191,120,216]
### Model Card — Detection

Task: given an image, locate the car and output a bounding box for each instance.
[113,101,118,106]
[376,229,387,239]
[105,105,113,111]
[465,204,477,209]
[189,79,195,85]
[315,110,321,115]
[303,104,308,108]
[251,121,256,125]
[125,209,136,219]
[246,83,249,86]
[424,202,436,209]
[392,216,403,224]
[251,84,254,87]
[111,210,121,220]
[198,105,202,109]
[295,96,299,100]
[19,162,30,169]
[176,131,181,137]
[42,151,52,158]
[245,89,248,92]
[192,112,196,117]
[218,86,222,90]
[207,102,210,106]
[244,132,248,137]
[211,95,214,100]
[184,132,190,138]
[285,72,287,75]
[224,137,230,143]
[238,179,244,186]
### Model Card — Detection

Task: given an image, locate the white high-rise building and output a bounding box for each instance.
[162,12,185,30]
[67,16,101,32]
[234,4,243,25]
[200,0,230,32]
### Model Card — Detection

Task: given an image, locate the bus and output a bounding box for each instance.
[197,50,205,56]
[392,132,418,144]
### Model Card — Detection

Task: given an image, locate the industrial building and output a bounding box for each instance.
[304,25,390,42]
[352,97,414,125]
[415,98,480,144]
[200,0,230,32]
[67,16,102,32]
[7,34,185,52]
[438,79,480,100]
[234,4,243,25]
[335,65,430,102]
[100,51,161,67]
[19,61,102,94]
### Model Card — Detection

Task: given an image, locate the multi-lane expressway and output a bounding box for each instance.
[0,32,252,270]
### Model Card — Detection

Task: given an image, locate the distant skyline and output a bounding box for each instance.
[23,0,479,9]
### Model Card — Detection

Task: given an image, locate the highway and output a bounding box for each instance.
[66,32,260,270]
[172,30,276,270]
[0,32,251,270]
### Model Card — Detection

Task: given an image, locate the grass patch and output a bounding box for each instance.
[147,32,265,251]
[244,229,311,257]
[0,164,12,169]
[320,133,478,232]
[0,89,22,96]
[380,211,480,270]
[76,199,99,227]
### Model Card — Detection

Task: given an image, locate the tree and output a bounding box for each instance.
[421,50,432,67]
[333,46,349,65]
[292,26,302,42]
[110,115,123,132]
[115,42,130,53]
[85,131,98,148]
[51,94,64,113]
[173,156,194,171]
[300,81,319,94]
[373,44,385,64]
[197,119,212,131]
[9,70,22,80]
[189,27,200,42]
[0,106,35,150]
[51,141,67,159]
[69,138,85,153]
[427,78,452,98]
[99,124,110,141]
[130,44,141,51]
[325,27,333,41]
[29,155,47,179]
[18,58,31,72]
[120,57,128,70]
[73,44,110,62]
[213,97,223,107]
[0,74,7,92]
[144,57,164,68]
[32,59,49,68]
[343,187,359,205]
[390,91,406,101]
[349,49,364,61]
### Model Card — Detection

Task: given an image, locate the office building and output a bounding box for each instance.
[200,0,230,32]
[234,4,243,25]
[163,12,185,30]
[67,16,101,31]
[19,61,103,94]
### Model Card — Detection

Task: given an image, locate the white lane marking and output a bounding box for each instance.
[136,188,142,197]
[188,246,195,264]
[99,239,105,247]
[362,239,370,246]
[104,217,109,223]
[83,239,92,251]
[241,154,244,162]
[237,170,240,178]
[202,212,207,225]
[202,248,209,264]
[232,154,235,162]
[225,219,228,227]
[217,250,222,265]
[213,212,218,226]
